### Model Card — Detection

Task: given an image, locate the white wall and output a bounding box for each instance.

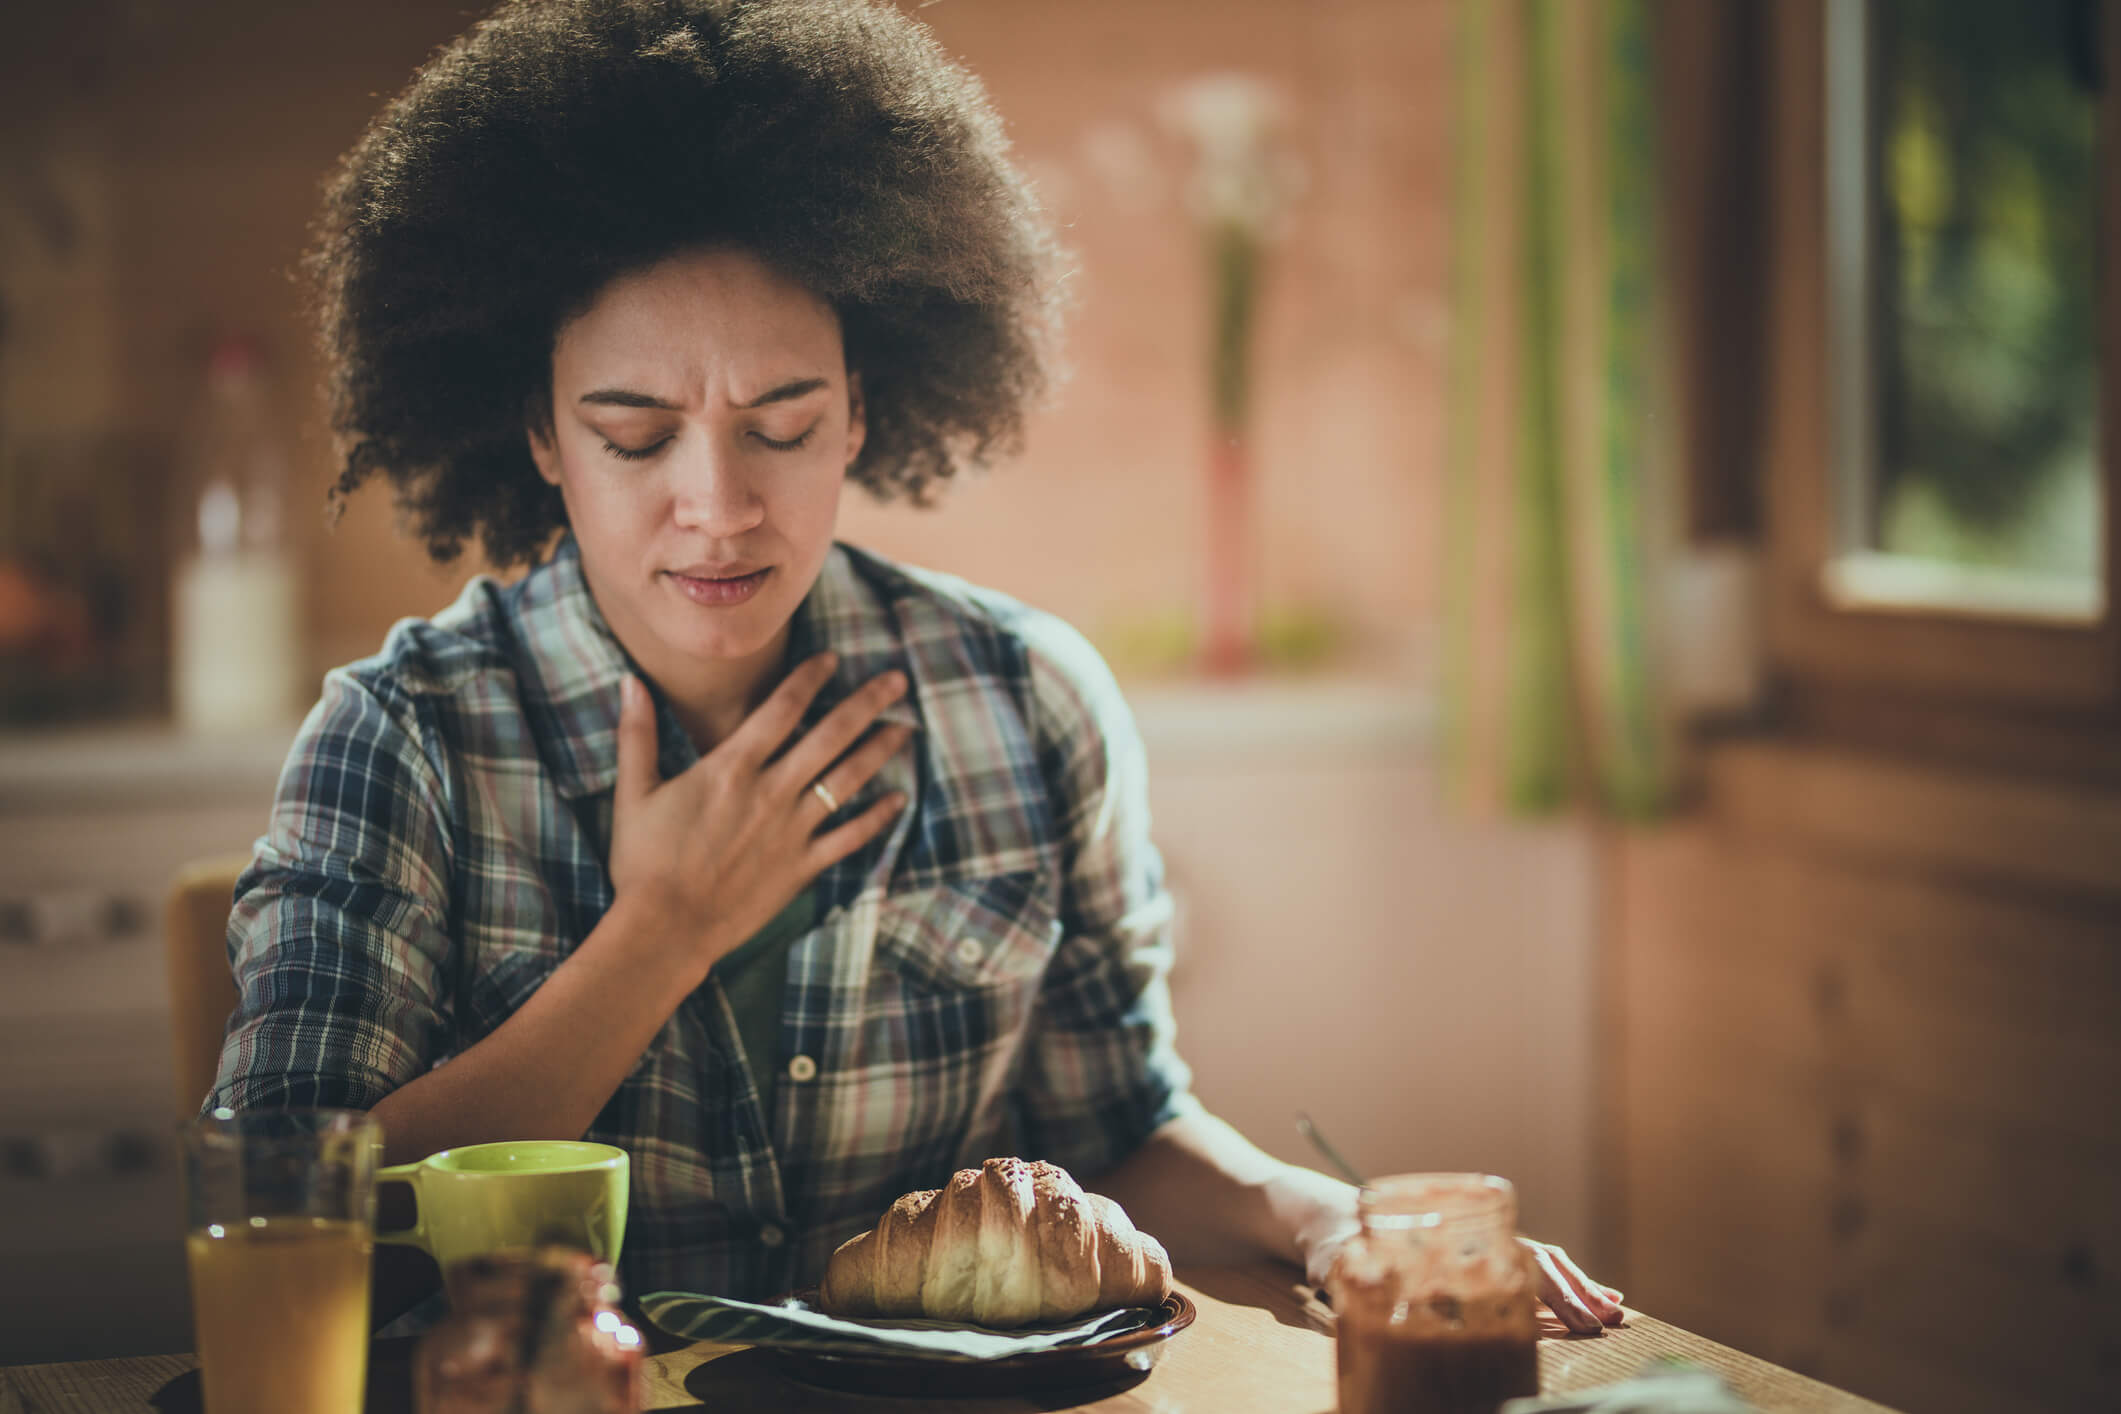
[1137,684,1599,1255]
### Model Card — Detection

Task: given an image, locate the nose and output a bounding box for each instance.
[668,438,765,539]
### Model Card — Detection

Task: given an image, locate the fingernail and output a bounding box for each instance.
[816,651,840,673]
[622,675,643,709]
[885,670,908,694]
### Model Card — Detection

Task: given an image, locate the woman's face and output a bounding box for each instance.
[529,245,864,697]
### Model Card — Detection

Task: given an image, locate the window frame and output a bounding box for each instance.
[1764,0,2121,709]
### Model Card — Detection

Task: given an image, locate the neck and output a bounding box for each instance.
[577,560,795,753]
[651,625,791,752]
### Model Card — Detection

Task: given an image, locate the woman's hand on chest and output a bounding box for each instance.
[608,653,912,978]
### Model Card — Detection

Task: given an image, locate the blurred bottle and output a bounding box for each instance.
[171,336,302,733]
[414,1248,644,1414]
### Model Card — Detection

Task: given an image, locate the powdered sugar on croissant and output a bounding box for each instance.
[818,1157,1173,1328]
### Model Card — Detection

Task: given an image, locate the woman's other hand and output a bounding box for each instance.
[1297,1195,1362,1292]
[1523,1237,1625,1332]
[609,651,910,972]
[1305,1211,1623,1335]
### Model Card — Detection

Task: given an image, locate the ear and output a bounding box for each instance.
[527,411,563,488]
[843,370,867,470]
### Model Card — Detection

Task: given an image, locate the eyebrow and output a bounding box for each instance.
[578,377,830,411]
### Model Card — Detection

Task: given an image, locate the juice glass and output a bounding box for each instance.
[181,1108,381,1414]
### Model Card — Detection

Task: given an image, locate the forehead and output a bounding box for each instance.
[552,246,844,382]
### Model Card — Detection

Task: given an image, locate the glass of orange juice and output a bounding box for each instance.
[181,1108,381,1414]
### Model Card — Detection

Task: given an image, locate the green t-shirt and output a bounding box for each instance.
[708,887,817,1127]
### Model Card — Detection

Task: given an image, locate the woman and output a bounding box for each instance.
[213,0,1622,1332]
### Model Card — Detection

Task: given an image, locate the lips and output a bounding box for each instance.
[665,564,772,607]
[672,561,765,580]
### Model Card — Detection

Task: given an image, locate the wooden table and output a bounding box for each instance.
[0,1264,1897,1413]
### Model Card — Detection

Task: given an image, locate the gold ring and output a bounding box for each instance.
[810,780,840,814]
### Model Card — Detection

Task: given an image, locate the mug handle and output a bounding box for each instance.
[375,1160,428,1252]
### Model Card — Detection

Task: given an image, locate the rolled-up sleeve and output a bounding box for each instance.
[209,666,455,1113]
[1013,617,1202,1178]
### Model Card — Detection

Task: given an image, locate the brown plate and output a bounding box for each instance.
[758,1289,1196,1398]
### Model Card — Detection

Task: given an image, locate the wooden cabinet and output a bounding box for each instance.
[1615,742,2121,1414]
[0,732,283,1364]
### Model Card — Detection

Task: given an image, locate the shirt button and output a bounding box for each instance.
[953,938,984,968]
[786,1053,818,1083]
[758,1223,785,1248]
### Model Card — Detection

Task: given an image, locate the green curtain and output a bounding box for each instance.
[1443,0,1671,818]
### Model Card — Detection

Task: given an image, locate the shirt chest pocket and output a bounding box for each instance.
[872,869,1061,992]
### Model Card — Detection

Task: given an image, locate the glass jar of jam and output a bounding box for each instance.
[413,1246,644,1414]
[1327,1173,1539,1414]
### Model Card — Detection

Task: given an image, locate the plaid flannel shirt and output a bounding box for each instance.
[211,535,1199,1299]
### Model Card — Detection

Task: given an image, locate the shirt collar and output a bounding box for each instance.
[516,535,922,801]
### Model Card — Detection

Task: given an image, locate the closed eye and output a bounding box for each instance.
[753,427,816,452]
[600,437,670,462]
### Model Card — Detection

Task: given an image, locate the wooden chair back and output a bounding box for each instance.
[164,855,250,1121]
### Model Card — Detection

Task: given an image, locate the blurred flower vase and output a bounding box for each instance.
[1160,76,1303,677]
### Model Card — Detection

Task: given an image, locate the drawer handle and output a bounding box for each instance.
[102,894,147,939]
[1830,1193,1867,1242]
[1811,965,1847,1020]
[0,891,152,946]
[0,1130,170,1180]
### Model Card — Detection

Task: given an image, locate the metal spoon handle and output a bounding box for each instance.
[1294,1111,1368,1188]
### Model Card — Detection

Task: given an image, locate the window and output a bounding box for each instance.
[1826,0,2104,623]
[1765,0,2121,708]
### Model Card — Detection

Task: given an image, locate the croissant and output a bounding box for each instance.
[818,1157,1173,1328]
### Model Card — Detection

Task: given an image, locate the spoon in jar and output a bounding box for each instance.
[1295,1111,1368,1188]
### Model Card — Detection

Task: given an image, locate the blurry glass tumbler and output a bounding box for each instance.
[182,1108,381,1414]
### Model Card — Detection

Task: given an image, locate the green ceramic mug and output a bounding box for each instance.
[375,1140,628,1272]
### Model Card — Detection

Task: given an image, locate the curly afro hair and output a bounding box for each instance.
[309,0,1066,568]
